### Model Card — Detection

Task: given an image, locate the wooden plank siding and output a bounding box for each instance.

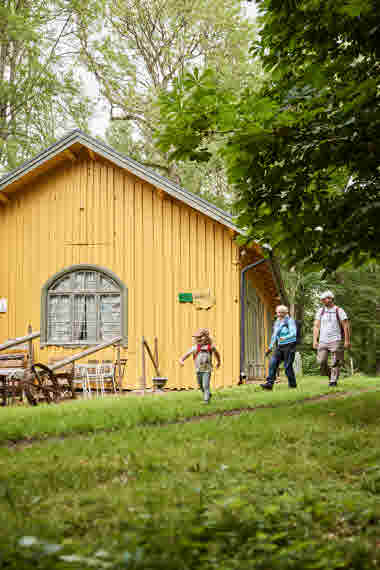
[0,155,268,389]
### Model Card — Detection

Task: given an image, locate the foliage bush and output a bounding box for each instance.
[300,349,320,376]
[3,487,379,569]
[2,381,380,569]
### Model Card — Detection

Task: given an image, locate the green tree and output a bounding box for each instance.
[106,121,234,208]
[156,0,380,271]
[0,0,90,172]
[325,266,380,376]
[283,265,380,376]
[75,0,259,204]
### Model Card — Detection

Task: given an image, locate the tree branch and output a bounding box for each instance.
[138,161,171,174]
[110,112,152,129]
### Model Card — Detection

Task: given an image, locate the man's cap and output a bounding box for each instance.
[320,290,334,300]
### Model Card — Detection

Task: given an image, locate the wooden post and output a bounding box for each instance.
[24,324,34,404]
[117,345,121,392]
[153,337,159,393]
[70,362,76,399]
[27,324,34,370]
[154,337,159,371]
[141,336,146,394]
[0,331,40,353]
[143,339,160,376]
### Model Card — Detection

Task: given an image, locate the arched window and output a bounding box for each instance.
[41,265,128,346]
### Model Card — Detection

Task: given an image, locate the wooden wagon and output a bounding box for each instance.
[0,330,122,406]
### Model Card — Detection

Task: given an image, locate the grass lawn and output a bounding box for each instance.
[0,374,377,444]
[1,375,380,569]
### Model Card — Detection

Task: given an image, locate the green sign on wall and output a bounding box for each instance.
[178,293,193,303]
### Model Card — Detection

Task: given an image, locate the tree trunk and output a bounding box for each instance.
[376,303,380,375]
[294,303,304,323]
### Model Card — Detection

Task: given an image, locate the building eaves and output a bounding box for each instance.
[0,129,241,233]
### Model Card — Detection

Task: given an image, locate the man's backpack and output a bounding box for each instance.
[320,306,344,336]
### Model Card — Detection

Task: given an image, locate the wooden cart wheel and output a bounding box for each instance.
[31,363,61,403]
[54,370,76,400]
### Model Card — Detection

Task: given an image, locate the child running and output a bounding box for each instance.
[179,328,221,403]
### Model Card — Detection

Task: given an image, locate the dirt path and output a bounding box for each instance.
[169,386,379,424]
[3,386,379,450]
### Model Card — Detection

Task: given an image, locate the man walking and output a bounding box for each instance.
[313,291,350,386]
[261,305,297,390]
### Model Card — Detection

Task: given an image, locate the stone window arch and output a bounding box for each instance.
[41,265,128,346]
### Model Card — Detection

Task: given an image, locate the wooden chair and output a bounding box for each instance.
[74,364,93,398]
[86,359,105,397]
[101,360,117,393]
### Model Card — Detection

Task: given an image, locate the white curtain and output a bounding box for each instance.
[73,295,96,342]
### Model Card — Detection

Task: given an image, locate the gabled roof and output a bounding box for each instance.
[0,129,239,232]
[0,130,288,304]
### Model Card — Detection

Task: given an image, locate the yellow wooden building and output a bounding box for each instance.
[0,130,287,389]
